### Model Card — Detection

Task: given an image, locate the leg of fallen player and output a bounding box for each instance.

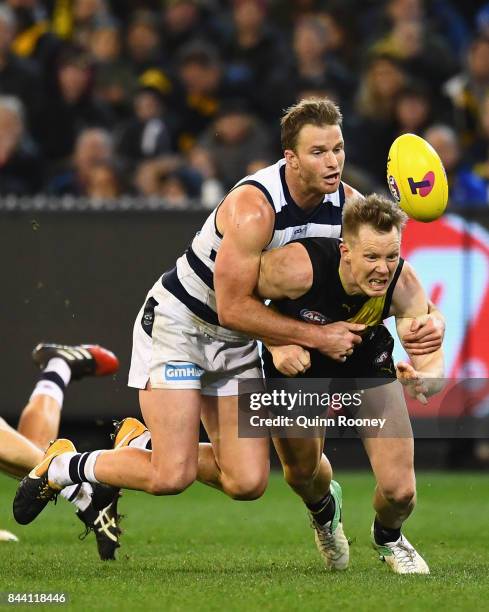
[17,394,61,451]
[0,417,43,478]
[7,343,122,559]
[17,395,61,450]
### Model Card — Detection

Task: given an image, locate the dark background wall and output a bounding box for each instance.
[2,210,207,422]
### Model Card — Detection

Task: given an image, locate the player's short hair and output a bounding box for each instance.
[342,194,407,240]
[280,97,342,151]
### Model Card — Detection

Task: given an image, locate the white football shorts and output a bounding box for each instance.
[128,281,263,396]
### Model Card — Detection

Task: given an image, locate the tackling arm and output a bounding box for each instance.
[214,190,364,360]
[391,262,444,403]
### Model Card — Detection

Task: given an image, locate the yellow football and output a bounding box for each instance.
[386,133,448,222]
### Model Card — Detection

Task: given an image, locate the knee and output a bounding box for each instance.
[381,482,416,509]
[282,461,319,489]
[147,467,197,496]
[223,472,268,501]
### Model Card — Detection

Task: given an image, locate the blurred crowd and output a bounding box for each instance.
[0,0,488,208]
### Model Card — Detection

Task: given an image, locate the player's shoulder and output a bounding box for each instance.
[396,260,419,288]
[343,182,364,202]
[222,183,275,218]
[293,235,341,250]
[217,183,275,240]
[391,260,425,313]
[291,236,341,263]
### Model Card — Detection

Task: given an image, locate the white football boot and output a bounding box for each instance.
[371,524,430,574]
[0,529,19,542]
[311,480,349,570]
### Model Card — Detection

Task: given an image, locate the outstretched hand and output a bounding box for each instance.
[396,361,429,404]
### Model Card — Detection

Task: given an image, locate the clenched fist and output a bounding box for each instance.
[269,344,311,377]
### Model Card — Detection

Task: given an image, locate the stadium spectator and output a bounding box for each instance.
[47,127,114,196]
[69,0,112,49]
[370,19,458,92]
[186,145,225,209]
[356,54,407,126]
[134,154,201,205]
[220,0,287,120]
[7,0,63,90]
[193,99,273,190]
[90,22,136,121]
[160,0,220,59]
[85,159,124,201]
[174,42,226,152]
[424,124,488,208]
[33,46,113,164]
[316,3,361,72]
[268,0,326,33]
[469,91,489,189]
[116,77,173,170]
[349,54,407,184]
[393,83,433,136]
[0,4,43,131]
[287,16,352,108]
[125,10,164,76]
[157,169,197,208]
[444,36,489,150]
[475,3,489,38]
[0,1,483,206]
[0,95,43,195]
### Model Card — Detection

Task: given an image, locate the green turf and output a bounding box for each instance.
[0,472,488,611]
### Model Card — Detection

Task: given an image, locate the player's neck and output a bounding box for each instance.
[284,165,324,211]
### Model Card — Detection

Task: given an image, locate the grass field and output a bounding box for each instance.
[0,471,488,611]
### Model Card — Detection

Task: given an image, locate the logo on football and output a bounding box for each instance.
[387,174,401,202]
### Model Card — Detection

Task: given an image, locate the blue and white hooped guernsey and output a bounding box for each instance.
[162,158,345,335]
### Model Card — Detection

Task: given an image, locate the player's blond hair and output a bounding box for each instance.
[342,194,407,239]
[280,98,342,152]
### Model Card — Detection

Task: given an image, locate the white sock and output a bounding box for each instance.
[48,452,77,487]
[29,358,72,407]
[84,450,102,484]
[128,430,151,449]
[44,358,72,386]
[29,380,64,406]
[60,483,93,512]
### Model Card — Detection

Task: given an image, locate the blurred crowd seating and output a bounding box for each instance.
[0,0,488,210]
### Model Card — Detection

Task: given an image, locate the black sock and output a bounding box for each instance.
[374,518,401,544]
[39,370,66,392]
[306,490,335,526]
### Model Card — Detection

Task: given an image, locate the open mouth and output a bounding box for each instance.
[368,278,388,289]
[323,172,339,184]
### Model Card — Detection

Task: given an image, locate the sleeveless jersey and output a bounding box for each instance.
[262,237,404,381]
[162,159,346,335]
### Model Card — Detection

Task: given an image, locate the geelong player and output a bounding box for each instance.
[3,343,121,559]
[13,100,443,567]
[258,194,443,574]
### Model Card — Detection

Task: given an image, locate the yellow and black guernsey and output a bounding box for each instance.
[262,237,404,383]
